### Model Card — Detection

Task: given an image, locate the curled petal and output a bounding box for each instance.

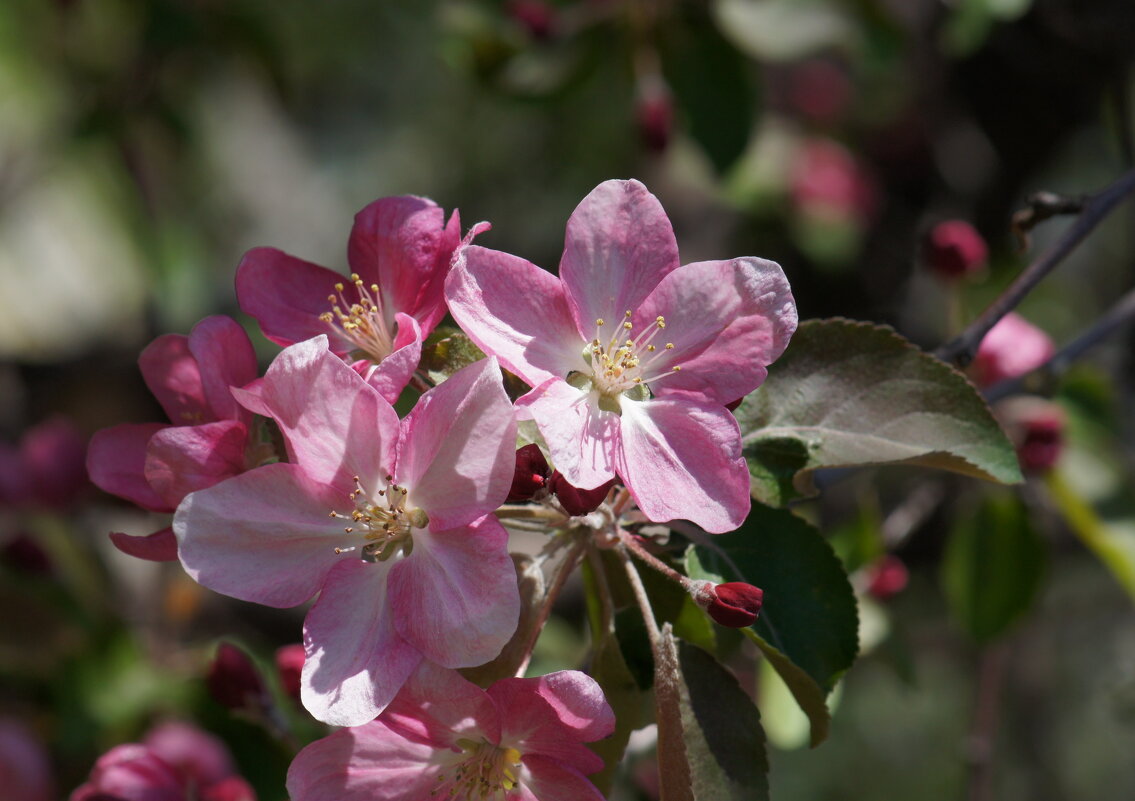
[361,314,423,405]
[187,316,260,423]
[144,421,249,509]
[87,423,171,512]
[138,334,208,425]
[109,528,178,562]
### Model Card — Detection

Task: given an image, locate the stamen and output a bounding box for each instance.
[320,275,396,362]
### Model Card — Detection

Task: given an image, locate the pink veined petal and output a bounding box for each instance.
[518,754,609,801]
[87,423,172,512]
[347,197,461,337]
[362,313,423,405]
[109,527,178,562]
[75,744,185,801]
[446,245,586,387]
[559,179,680,338]
[490,671,615,768]
[144,420,249,509]
[381,662,500,749]
[637,257,798,405]
[617,399,750,533]
[173,463,353,608]
[138,333,209,424]
[253,337,399,496]
[186,316,260,424]
[388,516,519,669]
[286,722,439,801]
[236,247,357,353]
[398,357,516,529]
[515,379,618,491]
[301,559,424,727]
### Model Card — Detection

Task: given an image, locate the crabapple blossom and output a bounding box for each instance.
[87,316,261,561]
[174,336,519,726]
[286,662,614,801]
[972,312,1054,386]
[446,179,796,532]
[236,195,460,403]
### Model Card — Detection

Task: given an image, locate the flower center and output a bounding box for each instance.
[328,475,426,561]
[585,310,681,400]
[319,274,396,363]
[432,739,523,800]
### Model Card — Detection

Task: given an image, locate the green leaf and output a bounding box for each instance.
[737,319,1023,506]
[655,627,770,801]
[1046,470,1135,602]
[941,491,1046,643]
[686,503,857,746]
[420,327,486,384]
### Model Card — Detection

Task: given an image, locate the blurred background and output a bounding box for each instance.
[1,1,1134,799]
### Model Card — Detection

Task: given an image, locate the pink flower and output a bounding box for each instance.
[86,316,261,561]
[236,196,461,404]
[286,662,614,801]
[174,336,519,726]
[446,179,797,532]
[924,219,987,279]
[972,312,1054,386]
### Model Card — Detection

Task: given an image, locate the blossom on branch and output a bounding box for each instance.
[447,179,797,532]
[286,662,614,801]
[174,337,519,726]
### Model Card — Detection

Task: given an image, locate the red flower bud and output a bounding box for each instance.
[206,643,266,713]
[635,75,674,153]
[865,555,908,601]
[548,471,615,517]
[506,444,550,502]
[694,581,764,628]
[924,220,987,280]
[275,644,305,703]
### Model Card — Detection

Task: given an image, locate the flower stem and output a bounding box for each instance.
[514,542,584,678]
[618,529,692,592]
[617,544,661,649]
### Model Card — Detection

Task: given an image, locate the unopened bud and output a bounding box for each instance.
[972,313,1054,387]
[275,644,305,703]
[507,0,556,40]
[506,444,550,502]
[549,471,616,517]
[206,642,266,713]
[924,220,988,280]
[692,580,764,628]
[865,555,908,601]
[635,75,674,153]
[998,397,1065,475]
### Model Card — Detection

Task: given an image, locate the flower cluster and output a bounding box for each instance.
[84,180,796,798]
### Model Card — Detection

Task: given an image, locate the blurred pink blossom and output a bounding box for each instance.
[972,312,1055,386]
[0,718,54,801]
[924,219,988,280]
[0,416,88,510]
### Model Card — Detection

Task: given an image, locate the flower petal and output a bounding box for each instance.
[388,516,519,668]
[236,247,355,352]
[87,423,172,512]
[617,399,749,533]
[638,257,797,405]
[361,313,422,405]
[301,559,423,727]
[144,421,249,508]
[515,379,618,491]
[347,197,461,337]
[446,245,585,387]
[520,754,609,801]
[109,528,178,562]
[559,179,680,336]
[286,722,438,801]
[174,463,351,608]
[398,357,516,529]
[382,662,500,748]
[138,334,209,424]
[187,316,260,423]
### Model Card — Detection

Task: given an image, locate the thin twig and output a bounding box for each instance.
[618,544,661,649]
[936,169,1135,367]
[514,542,584,678]
[965,642,1010,801]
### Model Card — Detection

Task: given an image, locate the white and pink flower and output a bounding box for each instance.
[286,662,614,801]
[446,179,797,532]
[174,337,519,726]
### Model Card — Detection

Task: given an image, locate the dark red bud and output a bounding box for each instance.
[507,444,550,502]
[924,220,988,279]
[206,643,266,713]
[705,582,764,628]
[275,644,305,703]
[866,555,908,601]
[549,471,616,517]
[1018,414,1063,474]
[635,75,674,153]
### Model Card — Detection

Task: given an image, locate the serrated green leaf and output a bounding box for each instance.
[737,318,1023,506]
[942,491,1046,643]
[655,628,769,801]
[686,503,857,746]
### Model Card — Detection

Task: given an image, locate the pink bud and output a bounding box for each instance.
[1017,412,1063,474]
[206,643,266,713]
[865,555,908,601]
[548,471,615,517]
[972,313,1054,386]
[789,138,877,224]
[200,777,256,801]
[693,581,764,628]
[635,76,674,153]
[274,644,305,703]
[924,220,987,279]
[506,444,550,502]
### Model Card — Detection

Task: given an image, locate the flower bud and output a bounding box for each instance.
[206,643,266,713]
[548,471,615,517]
[506,444,550,502]
[200,777,257,801]
[1017,411,1063,474]
[972,313,1054,386]
[924,219,987,280]
[507,0,556,40]
[635,75,674,153]
[865,555,908,601]
[275,644,305,703]
[692,580,764,628]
